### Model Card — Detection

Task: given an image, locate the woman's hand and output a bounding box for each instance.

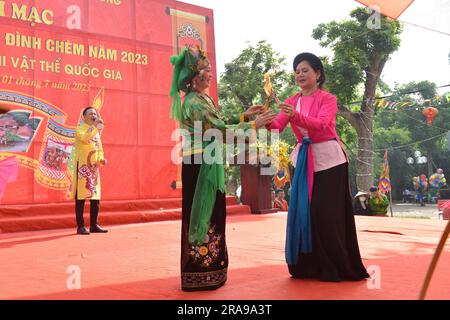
[244,105,263,119]
[279,103,295,119]
[254,111,277,128]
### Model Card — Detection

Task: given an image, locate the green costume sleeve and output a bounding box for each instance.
[227,113,243,125]
[185,93,254,244]
[186,94,255,133]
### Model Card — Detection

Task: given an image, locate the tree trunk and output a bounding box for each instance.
[338,55,389,193]
[338,108,374,192]
[355,116,374,192]
[353,56,386,192]
[339,111,375,193]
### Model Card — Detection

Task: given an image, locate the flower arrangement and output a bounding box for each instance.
[248,139,292,188]
[267,140,292,173]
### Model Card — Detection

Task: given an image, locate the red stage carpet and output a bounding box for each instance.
[0,197,250,233]
[0,214,448,300]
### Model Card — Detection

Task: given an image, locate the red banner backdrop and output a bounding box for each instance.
[0,0,217,205]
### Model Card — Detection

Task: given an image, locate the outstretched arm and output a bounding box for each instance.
[266,96,299,132]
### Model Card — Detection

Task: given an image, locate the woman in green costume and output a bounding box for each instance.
[169,47,275,291]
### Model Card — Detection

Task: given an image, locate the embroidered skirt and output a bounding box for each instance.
[288,162,369,281]
[181,155,228,291]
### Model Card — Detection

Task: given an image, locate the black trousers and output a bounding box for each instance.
[75,199,100,228]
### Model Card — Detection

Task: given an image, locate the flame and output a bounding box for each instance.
[77,87,106,126]
[263,72,281,110]
[264,73,273,97]
[92,87,105,111]
[263,73,273,112]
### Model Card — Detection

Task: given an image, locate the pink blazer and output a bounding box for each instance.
[267,89,340,144]
[267,89,343,201]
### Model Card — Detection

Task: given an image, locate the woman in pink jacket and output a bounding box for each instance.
[268,52,369,282]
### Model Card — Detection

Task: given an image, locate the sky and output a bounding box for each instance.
[181,0,450,94]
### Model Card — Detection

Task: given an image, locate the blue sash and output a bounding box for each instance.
[285,138,312,264]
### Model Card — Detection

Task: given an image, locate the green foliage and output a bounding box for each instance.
[373,82,450,199]
[218,40,295,123]
[312,7,402,107]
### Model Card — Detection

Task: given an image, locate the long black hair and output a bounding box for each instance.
[293,52,326,88]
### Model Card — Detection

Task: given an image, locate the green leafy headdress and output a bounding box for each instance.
[169,46,210,122]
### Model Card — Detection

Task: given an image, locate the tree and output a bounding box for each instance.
[312,8,402,192]
[218,40,295,119]
[373,81,450,199]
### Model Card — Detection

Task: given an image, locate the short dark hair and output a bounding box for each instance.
[369,186,378,192]
[293,52,326,88]
[275,189,284,196]
[82,107,94,116]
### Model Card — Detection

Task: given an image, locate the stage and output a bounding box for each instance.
[0,213,448,300]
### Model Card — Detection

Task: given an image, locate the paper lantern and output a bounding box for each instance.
[422,107,438,125]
